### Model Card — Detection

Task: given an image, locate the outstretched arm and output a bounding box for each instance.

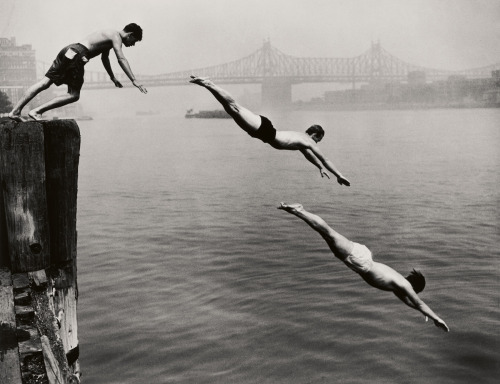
[305,145,350,186]
[111,36,147,94]
[300,148,330,179]
[101,50,122,88]
[396,285,449,332]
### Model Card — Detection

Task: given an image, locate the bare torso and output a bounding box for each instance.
[324,243,402,292]
[79,29,120,58]
[360,262,407,292]
[272,131,316,150]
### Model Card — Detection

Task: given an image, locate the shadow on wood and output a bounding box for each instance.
[0,121,50,272]
[0,119,82,384]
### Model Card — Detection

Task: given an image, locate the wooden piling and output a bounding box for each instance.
[44,120,81,377]
[44,120,80,265]
[0,119,81,384]
[0,121,10,268]
[0,121,50,273]
[0,164,8,266]
[0,267,22,384]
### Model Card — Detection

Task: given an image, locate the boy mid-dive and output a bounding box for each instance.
[278,202,449,332]
[190,76,350,186]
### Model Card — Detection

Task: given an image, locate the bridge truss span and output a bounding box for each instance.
[76,40,500,89]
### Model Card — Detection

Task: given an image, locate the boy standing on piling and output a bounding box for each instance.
[9,23,148,122]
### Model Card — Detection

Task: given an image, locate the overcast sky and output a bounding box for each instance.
[1,0,499,76]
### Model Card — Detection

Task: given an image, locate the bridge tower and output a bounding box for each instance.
[366,41,398,85]
[370,41,383,81]
[260,40,293,108]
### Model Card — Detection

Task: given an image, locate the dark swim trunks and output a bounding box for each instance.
[45,43,90,90]
[249,115,277,144]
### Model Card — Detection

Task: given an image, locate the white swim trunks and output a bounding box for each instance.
[343,242,374,274]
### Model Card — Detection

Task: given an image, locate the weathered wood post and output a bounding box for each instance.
[0,119,81,384]
[0,129,18,383]
[44,120,81,378]
[0,121,54,383]
[0,267,22,384]
[0,163,8,265]
[0,140,20,384]
[0,122,50,272]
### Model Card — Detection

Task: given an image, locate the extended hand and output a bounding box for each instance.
[337,175,350,186]
[320,169,330,179]
[434,318,449,332]
[133,80,148,94]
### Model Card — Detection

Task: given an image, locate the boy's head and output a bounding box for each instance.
[406,269,426,293]
[122,23,143,46]
[306,124,324,142]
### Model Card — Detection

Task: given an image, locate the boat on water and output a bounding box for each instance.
[185,109,230,119]
[75,115,93,121]
[51,115,93,121]
[48,103,93,121]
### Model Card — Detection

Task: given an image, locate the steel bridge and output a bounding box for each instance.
[74,41,499,86]
[37,40,500,106]
[37,41,500,88]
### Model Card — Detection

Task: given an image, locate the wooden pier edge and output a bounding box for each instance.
[0,157,7,264]
[0,119,81,384]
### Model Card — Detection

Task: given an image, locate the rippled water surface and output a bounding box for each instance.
[75,104,499,384]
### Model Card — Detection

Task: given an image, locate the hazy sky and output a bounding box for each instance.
[1,0,499,76]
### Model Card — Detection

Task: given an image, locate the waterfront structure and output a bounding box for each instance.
[0,119,82,383]
[4,37,498,108]
[318,69,500,109]
[82,40,500,89]
[78,40,500,107]
[0,37,37,105]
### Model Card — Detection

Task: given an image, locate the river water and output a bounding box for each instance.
[74,91,499,383]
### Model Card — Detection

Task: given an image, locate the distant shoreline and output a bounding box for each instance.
[292,101,500,111]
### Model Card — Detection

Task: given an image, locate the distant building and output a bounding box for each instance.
[0,37,37,104]
[310,67,500,110]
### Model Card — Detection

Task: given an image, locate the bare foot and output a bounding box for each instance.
[277,202,304,214]
[189,75,213,87]
[8,112,27,122]
[28,110,44,121]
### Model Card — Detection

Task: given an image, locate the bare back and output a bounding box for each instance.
[273,130,316,150]
[360,262,408,292]
[79,29,121,58]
